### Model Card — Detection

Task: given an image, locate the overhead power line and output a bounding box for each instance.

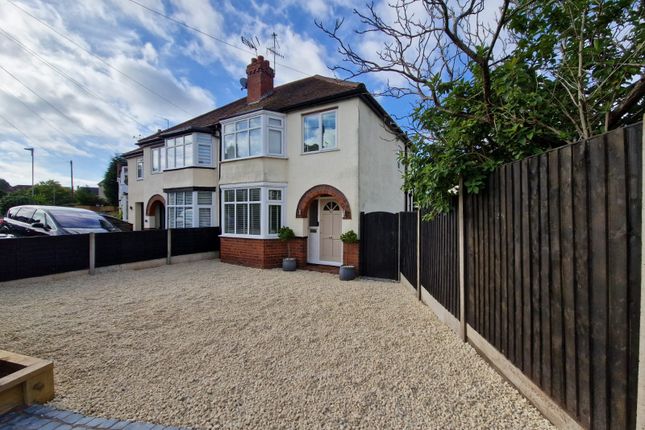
[0,111,47,152]
[6,0,191,114]
[0,85,67,137]
[123,0,311,78]
[0,28,153,133]
[0,64,82,130]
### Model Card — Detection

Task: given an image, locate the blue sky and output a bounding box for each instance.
[0,0,417,187]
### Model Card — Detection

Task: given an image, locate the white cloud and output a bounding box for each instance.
[0,0,337,186]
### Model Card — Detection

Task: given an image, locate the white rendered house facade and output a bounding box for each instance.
[123,56,408,268]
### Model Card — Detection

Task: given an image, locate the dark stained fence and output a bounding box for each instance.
[420,206,459,318]
[95,230,167,267]
[464,123,642,429]
[360,212,399,279]
[1,227,222,282]
[0,234,89,282]
[399,212,417,287]
[171,227,220,256]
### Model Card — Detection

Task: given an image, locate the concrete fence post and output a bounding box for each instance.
[88,233,95,275]
[458,177,467,342]
[416,209,421,301]
[166,228,172,265]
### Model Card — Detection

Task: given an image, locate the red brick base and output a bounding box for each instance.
[220,236,307,269]
[343,242,360,268]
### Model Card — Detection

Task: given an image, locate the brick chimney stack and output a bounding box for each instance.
[246,56,274,103]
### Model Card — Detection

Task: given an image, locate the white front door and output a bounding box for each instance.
[319,199,343,264]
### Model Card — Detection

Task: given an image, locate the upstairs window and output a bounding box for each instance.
[222,112,285,160]
[303,110,337,153]
[136,158,144,179]
[151,147,163,173]
[166,135,192,169]
[164,133,214,170]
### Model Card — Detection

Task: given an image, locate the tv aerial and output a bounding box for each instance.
[241,35,260,56]
[266,32,284,73]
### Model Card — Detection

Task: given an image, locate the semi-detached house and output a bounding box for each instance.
[122,56,410,269]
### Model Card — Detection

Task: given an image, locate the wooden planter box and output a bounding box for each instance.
[0,350,54,415]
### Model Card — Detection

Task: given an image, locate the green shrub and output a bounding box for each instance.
[278,226,295,241]
[340,230,359,243]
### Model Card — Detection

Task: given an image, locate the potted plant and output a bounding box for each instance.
[339,230,359,281]
[278,226,297,271]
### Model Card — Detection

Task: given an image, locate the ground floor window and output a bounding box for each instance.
[167,190,215,228]
[222,185,286,237]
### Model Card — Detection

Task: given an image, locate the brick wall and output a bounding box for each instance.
[220,237,307,269]
[343,242,360,268]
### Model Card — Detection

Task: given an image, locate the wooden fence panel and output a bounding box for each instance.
[420,206,460,318]
[464,123,642,429]
[399,212,417,287]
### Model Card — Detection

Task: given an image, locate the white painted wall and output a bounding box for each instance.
[358,100,406,214]
[284,99,361,237]
[220,157,288,184]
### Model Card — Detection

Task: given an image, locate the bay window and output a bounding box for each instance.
[222,112,285,160]
[165,132,214,170]
[222,185,286,237]
[303,110,337,153]
[167,190,216,228]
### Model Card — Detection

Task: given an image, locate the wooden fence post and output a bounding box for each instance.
[166,228,172,265]
[636,115,645,429]
[397,212,401,281]
[417,209,421,301]
[458,177,467,342]
[88,233,95,275]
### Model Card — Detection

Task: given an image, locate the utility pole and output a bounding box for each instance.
[24,147,34,196]
[70,160,74,197]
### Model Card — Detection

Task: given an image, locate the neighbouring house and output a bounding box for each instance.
[117,162,128,221]
[97,180,107,201]
[122,56,410,269]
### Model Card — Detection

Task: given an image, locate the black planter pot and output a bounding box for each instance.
[339,265,356,281]
[282,257,297,271]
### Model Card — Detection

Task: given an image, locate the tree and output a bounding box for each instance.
[75,187,101,206]
[318,0,644,215]
[0,193,36,215]
[0,178,11,194]
[102,155,124,206]
[32,180,74,206]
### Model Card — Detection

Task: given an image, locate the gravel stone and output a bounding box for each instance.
[1,260,553,429]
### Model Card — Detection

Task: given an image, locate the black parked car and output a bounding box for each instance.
[3,206,119,237]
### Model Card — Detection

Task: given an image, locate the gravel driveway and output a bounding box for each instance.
[1,260,552,429]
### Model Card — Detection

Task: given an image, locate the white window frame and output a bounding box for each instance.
[164,132,215,170]
[136,157,144,180]
[221,111,286,161]
[302,109,338,154]
[151,146,163,174]
[220,183,287,238]
[166,190,216,229]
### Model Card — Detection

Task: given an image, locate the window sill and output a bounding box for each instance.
[163,165,217,172]
[219,233,279,240]
[221,155,287,163]
[301,148,340,156]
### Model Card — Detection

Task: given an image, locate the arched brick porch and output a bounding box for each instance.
[146,194,165,216]
[295,184,351,220]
